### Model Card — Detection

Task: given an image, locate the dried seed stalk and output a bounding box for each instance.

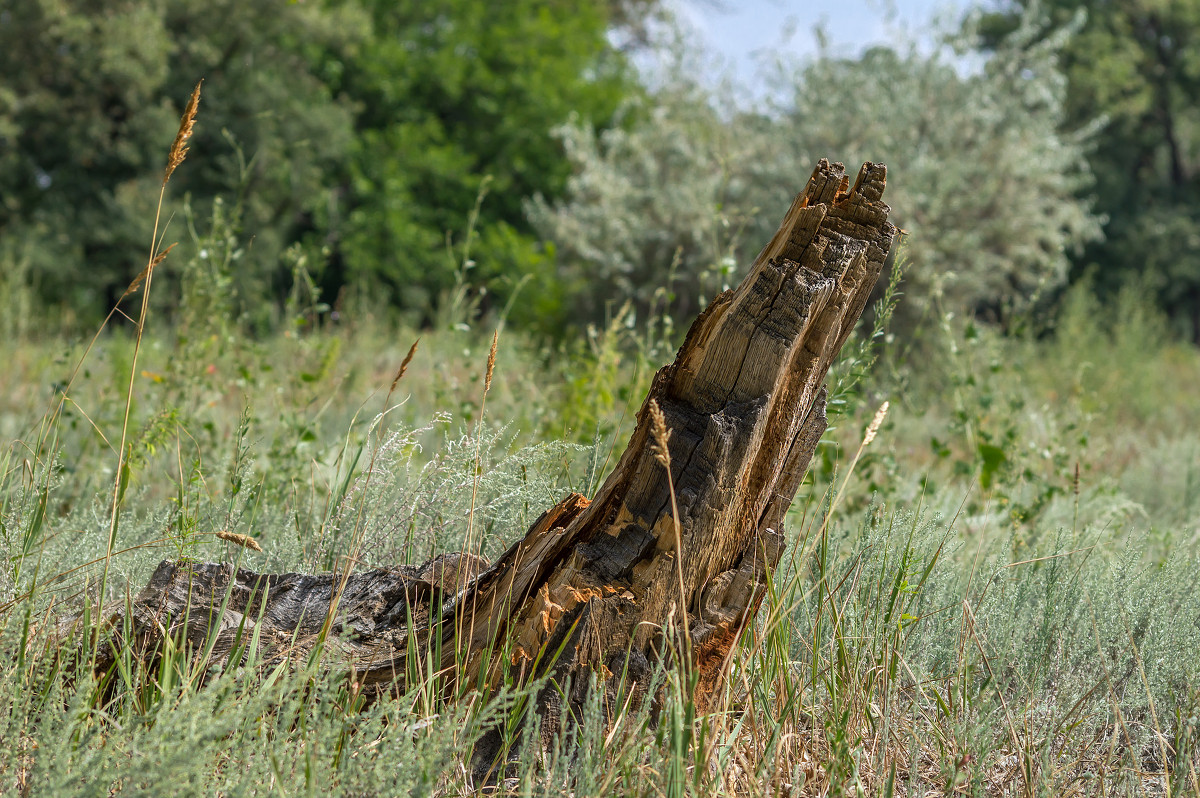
[649,398,691,656]
[164,81,202,185]
[216,530,262,552]
[120,243,176,301]
[390,339,419,395]
[484,330,498,394]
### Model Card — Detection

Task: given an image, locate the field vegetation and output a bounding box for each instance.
[1,1,1199,795]
[2,236,1198,796]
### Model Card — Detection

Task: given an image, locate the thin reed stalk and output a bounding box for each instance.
[465,329,498,555]
[649,398,692,661]
[457,330,498,671]
[319,339,419,645]
[96,81,201,645]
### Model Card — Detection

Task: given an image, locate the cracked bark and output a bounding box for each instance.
[79,159,897,774]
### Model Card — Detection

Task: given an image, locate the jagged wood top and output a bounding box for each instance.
[452,159,896,686]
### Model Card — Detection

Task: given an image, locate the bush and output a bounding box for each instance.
[534,14,1102,330]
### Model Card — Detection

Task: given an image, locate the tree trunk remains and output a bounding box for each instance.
[88,158,896,761]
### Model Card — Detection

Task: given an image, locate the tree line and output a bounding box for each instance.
[1,0,1197,341]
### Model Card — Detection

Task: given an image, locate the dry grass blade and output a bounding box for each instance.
[459,329,500,669]
[390,339,420,394]
[120,243,177,301]
[465,330,499,550]
[164,80,202,185]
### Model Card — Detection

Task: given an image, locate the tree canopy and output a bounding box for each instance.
[980,1,1200,340]
[532,21,1101,331]
[0,0,362,315]
[0,0,631,326]
[331,0,632,325]
[3,0,1199,343]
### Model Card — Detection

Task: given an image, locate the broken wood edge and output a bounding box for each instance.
[451,159,896,707]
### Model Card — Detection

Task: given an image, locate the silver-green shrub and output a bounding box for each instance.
[532,12,1102,327]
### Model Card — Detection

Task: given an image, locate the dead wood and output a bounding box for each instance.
[81,158,897,772]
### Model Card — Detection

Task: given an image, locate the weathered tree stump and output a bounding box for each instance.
[88,158,896,771]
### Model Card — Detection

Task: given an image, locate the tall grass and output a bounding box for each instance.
[3,273,1197,795]
[1,104,1199,797]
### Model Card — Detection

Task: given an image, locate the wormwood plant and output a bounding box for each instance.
[2,66,1199,795]
[4,247,1198,795]
[3,311,1199,794]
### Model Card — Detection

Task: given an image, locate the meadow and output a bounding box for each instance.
[5,0,1200,793]
[1,243,1198,796]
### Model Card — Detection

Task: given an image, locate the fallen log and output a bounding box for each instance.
[87,158,896,770]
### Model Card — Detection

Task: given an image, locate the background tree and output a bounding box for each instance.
[526,76,757,324]
[0,0,177,316]
[0,0,361,322]
[533,19,1101,331]
[980,1,1200,341]
[323,0,633,328]
[757,22,1102,328]
[0,0,637,330]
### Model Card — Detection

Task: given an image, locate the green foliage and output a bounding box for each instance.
[762,19,1102,327]
[310,0,634,325]
[1,271,1199,794]
[979,1,1200,341]
[0,0,634,328]
[533,18,1100,330]
[528,74,758,323]
[0,0,360,319]
[3,5,1200,791]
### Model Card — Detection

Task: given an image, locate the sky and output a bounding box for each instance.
[673,0,982,89]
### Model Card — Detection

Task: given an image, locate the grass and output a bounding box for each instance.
[3,272,1198,796]
[2,101,1199,798]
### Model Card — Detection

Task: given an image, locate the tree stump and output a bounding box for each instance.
[86,158,896,772]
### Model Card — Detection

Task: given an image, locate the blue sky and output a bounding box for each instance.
[675,0,982,86]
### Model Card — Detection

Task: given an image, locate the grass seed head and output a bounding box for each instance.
[484,330,498,393]
[216,530,262,552]
[649,398,672,469]
[862,400,889,448]
[121,243,176,301]
[164,81,202,185]
[390,339,419,394]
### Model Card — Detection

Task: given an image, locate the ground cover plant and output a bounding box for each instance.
[3,5,1200,794]
[4,258,1200,796]
[2,133,1200,798]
